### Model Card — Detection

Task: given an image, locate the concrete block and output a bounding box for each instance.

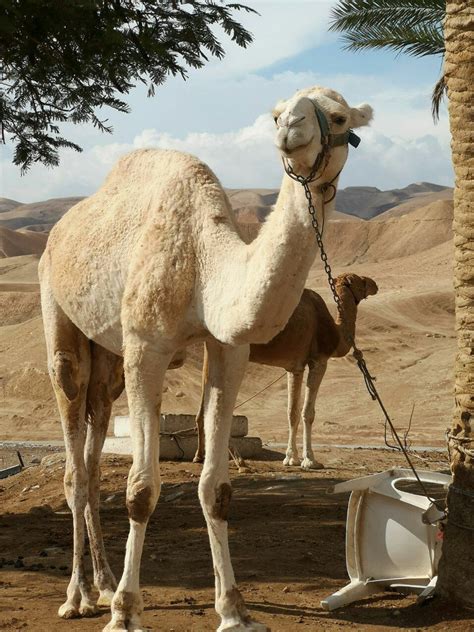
[113,414,248,438]
[103,434,262,461]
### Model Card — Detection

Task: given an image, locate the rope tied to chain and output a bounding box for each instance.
[446,431,474,459]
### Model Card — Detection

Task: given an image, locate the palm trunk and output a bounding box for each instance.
[436,1,474,605]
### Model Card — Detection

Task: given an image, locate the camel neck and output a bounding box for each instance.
[202,174,323,346]
[333,285,358,357]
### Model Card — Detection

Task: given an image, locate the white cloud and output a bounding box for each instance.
[342,128,453,190]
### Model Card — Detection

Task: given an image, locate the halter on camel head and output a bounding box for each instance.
[283,100,362,190]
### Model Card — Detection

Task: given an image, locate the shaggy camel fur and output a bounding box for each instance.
[194,273,378,468]
[39,85,372,632]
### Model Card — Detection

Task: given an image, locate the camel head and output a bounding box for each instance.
[336,273,378,305]
[272,85,373,180]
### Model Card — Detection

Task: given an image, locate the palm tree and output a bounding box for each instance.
[435,1,474,605]
[329,0,446,118]
[331,0,474,607]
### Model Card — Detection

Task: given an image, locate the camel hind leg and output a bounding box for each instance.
[84,342,124,607]
[283,370,304,466]
[300,359,327,471]
[193,343,209,463]
[40,284,96,618]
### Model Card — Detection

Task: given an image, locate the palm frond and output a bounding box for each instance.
[340,22,444,57]
[330,0,445,31]
[432,73,446,122]
[330,0,445,57]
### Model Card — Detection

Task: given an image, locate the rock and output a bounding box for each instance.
[41,453,66,467]
[43,547,64,557]
[28,504,54,515]
[175,391,185,398]
[104,495,116,503]
[282,586,290,593]
[30,457,41,464]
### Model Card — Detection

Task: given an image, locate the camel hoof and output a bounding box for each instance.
[58,601,80,619]
[103,621,147,632]
[218,621,270,632]
[97,588,116,607]
[301,458,324,471]
[193,454,204,464]
[79,600,98,617]
[282,456,300,466]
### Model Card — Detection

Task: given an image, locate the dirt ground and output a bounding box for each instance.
[0,446,472,632]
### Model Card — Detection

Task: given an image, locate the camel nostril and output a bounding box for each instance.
[287,115,306,129]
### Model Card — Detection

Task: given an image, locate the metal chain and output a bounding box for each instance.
[285,164,446,515]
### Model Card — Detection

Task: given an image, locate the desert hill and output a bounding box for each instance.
[0,197,22,213]
[334,182,452,219]
[0,227,48,258]
[0,196,85,231]
[0,184,455,450]
[0,182,451,234]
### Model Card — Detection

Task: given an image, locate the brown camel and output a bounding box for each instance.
[194,273,378,469]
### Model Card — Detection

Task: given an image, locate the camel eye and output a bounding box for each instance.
[333,115,346,126]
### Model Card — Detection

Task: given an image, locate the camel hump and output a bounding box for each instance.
[102,148,221,192]
[302,289,339,358]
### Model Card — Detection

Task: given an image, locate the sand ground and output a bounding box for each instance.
[1,447,472,632]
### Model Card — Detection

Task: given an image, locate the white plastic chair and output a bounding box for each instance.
[321,468,451,611]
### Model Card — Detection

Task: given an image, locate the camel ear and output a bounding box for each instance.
[349,104,373,128]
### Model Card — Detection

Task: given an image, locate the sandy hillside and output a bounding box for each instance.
[0,197,85,231]
[0,227,48,258]
[0,184,455,451]
[0,197,22,213]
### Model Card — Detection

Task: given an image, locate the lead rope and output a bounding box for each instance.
[285,164,446,517]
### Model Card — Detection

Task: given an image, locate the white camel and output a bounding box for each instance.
[193,273,379,469]
[39,85,372,631]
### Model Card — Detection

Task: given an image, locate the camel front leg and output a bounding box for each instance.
[193,343,209,463]
[283,370,304,466]
[104,340,171,632]
[198,340,268,632]
[301,360,327,471]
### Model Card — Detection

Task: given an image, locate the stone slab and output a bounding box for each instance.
[104,434,262,461]
[113,414,248,438]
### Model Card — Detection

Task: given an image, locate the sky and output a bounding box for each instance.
[1,0,452,203]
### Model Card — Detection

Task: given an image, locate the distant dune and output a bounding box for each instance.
[0,227,48,258]
[334,182,452,219]
[0,198,23,213]
[0,197,85,231]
